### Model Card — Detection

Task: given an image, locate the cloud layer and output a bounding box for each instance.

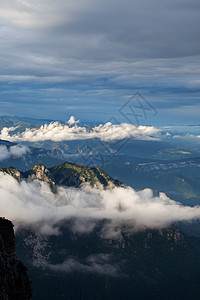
[0,144,30,161]
[0,0,199,122]
[0,117,160,142]
[40,254,121,277]
[1,172,200,237]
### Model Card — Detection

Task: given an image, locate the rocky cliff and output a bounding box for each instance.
[0,217,32,300]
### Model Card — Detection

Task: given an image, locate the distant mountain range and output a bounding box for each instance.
[0,115,53,129]
[0,139,64,170]
[1,115,200,160]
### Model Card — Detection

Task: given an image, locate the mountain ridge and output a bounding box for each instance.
[0,161,123,189]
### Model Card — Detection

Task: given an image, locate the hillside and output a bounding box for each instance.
[0,162,122,189]
[16,221,200,300]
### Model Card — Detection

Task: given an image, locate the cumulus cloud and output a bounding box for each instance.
[0,117,160,142]
[0,144,30,161]
[67,116,79,126]
[1,172,200,237]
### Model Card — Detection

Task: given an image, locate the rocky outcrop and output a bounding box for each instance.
[0,167,21,181]
[0,162,123,189]
[0,217,32,300]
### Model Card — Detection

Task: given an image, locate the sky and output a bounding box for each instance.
[0,0,200,126]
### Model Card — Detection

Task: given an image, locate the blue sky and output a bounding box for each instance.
[0,0,200,126]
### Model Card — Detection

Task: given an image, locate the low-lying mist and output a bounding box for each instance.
[0,145,30,161]
[0,172,200,238]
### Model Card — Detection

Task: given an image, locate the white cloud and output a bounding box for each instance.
[0,144,30,161]
[0,117,160,142]
[67,115,79,126]
[0,0,199,119]
[1,172,200,238]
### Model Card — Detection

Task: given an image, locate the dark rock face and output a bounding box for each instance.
[0,218,32,300]
[16,223,200,300]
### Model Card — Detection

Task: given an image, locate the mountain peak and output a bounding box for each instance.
[0,161,122,190]
[48,161,122,188]
[0,166,21,180]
